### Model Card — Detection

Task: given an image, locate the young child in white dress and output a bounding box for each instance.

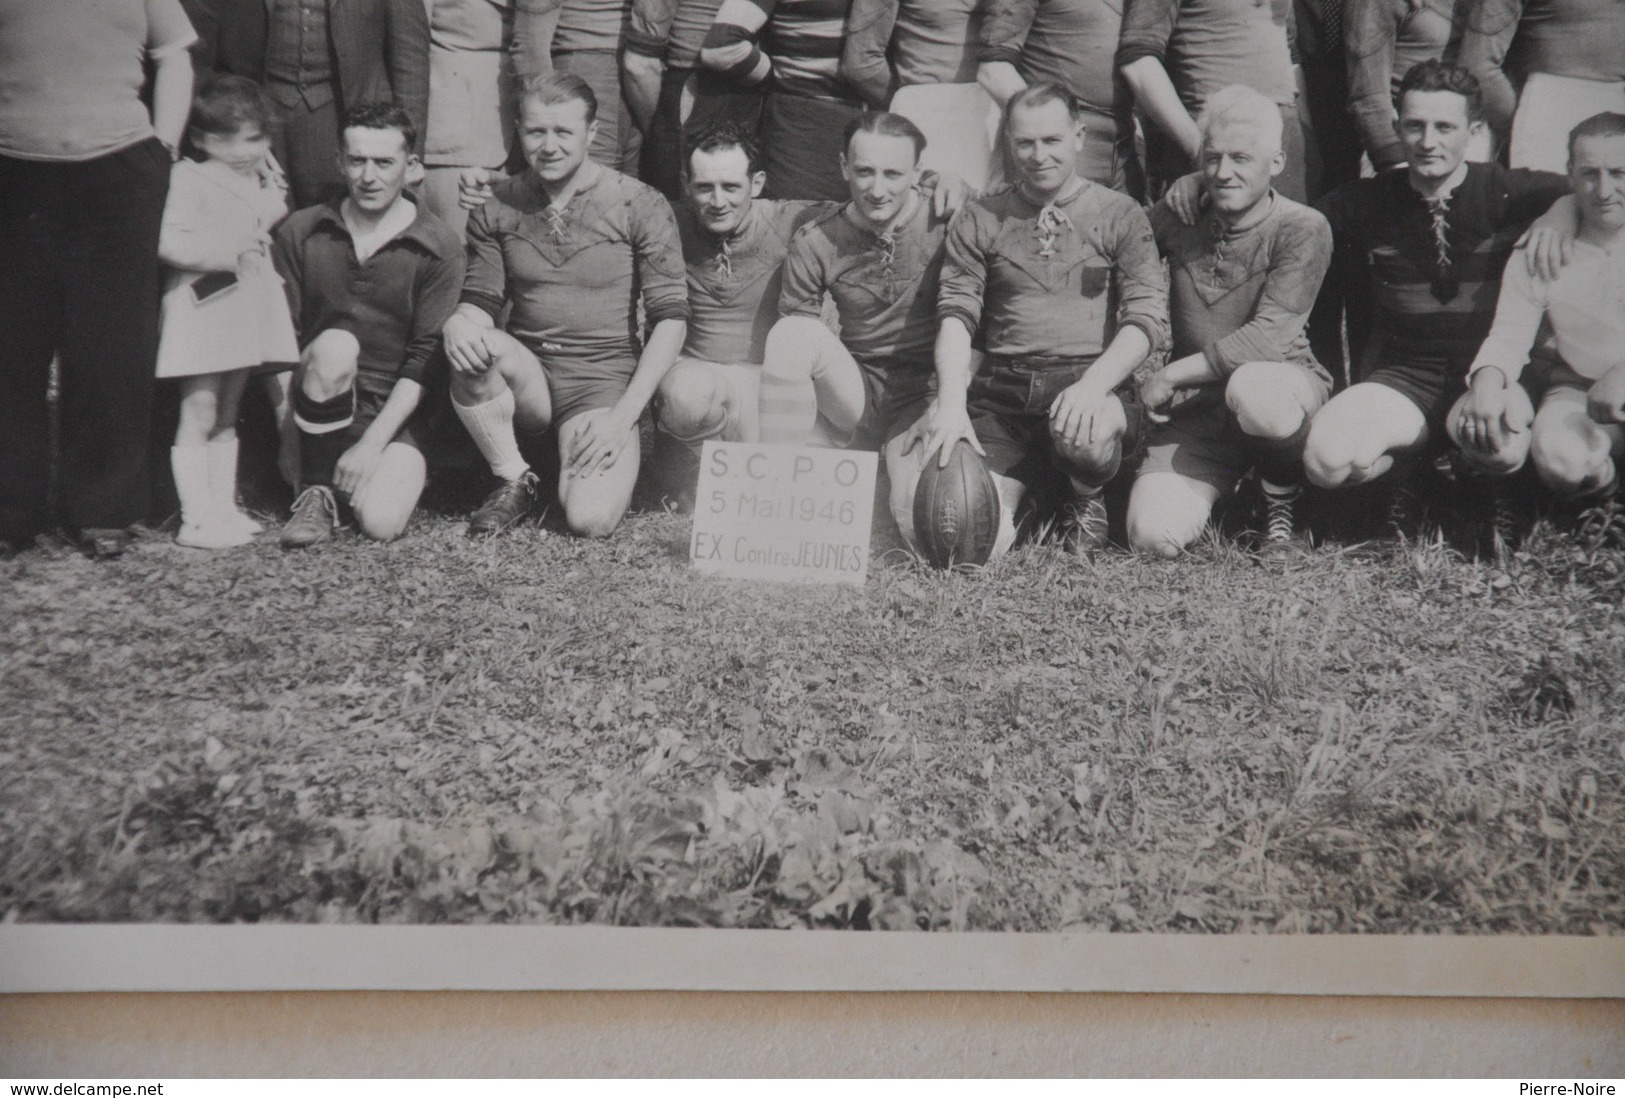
[156,74,300,548]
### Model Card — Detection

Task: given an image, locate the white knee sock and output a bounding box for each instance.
[454,388,530,481]
[207,435,261,534]
[171,444,212,530]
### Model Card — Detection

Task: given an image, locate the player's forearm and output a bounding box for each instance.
[1079,326,1153,394]
[616,318,688,420]
[1159,351,1222,390]
[1121,57,1200,157]
[934,320,978,409]
[622,51,664,134]
[976,61,1026,108]
[150,50,193,150]
[452,302,498,329]
[355,379,425,451]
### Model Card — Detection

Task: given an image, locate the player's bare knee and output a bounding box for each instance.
[1302,426,1354,488]
[356,504,414,542]
[300,329,360,402]
[1531,429,1605,495]
[1227,368,1306,440]
[566,502,624,539]
[658,365,723,441]
[1053,432,1118,484]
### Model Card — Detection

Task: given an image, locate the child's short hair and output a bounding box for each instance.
[188,73,276,139]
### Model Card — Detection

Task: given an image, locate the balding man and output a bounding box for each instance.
[1128,86,1334,560]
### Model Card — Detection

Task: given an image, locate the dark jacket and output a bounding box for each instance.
[182,0,430,151]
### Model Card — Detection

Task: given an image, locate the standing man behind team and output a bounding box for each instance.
[441,73,688,539]
[1128,86,1335,560]
[924,83,1168,558]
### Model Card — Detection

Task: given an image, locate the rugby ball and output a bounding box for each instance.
[914,440,1000,569]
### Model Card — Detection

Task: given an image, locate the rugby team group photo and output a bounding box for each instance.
[1,0,1622,936]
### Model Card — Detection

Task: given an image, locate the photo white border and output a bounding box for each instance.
[2,926,1620,996]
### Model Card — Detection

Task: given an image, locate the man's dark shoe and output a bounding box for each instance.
[280,485,340,549]
[1057,493,1109,556]
[468,470,540,537]
[79,527,133,559]
[1258,485,1310,561]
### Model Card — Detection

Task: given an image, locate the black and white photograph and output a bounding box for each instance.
[2,0,1623,1002]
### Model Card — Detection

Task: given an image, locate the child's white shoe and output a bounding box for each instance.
[176,518,254,549]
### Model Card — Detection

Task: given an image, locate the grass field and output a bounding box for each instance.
[2,471,1622,933]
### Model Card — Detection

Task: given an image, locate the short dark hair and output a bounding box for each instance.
[1569,111,1625,162]
[843,111,927,160]
[520,72,598,125]
[1004,82,1083,130]
[684,119,763,177]
[188,74,275,140]
[341,102,417,154]
[1395,59,1483,123]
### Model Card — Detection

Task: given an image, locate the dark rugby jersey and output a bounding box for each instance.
[1346,0,1473,171]
[273,201,465,397]
[702,0,856,101]
[938,181,1168,360]
[1458,0,1625,136]
[626,0,724,69]
[679,198,832,363]
[779,196,948,370]
[1314,162,1567,379]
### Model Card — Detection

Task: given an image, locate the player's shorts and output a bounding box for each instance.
[1521,356,1595,409]
[347,378,426,453]
[655,357,761,443]
[1139,365,1332,492]
[967,353,1147,481]
[529,345,638,428]
[850,358,935,450]
[1360,342,1466,435]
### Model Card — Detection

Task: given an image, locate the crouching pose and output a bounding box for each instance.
[441,73,688,538]
[921,83,1167,557]
[754,112,953,546]
[1128,85,1334,560]
[274,104,464,548]
[1451,112,1625,509]
[1297,62,1567,531]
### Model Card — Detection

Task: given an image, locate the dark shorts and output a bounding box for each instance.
[1521,356,1594,405]
[350,380,425,452]
[526,344,637,427]
[1361,349,1465,435]
[849,360,934,449]
[967,354,1146,482]
[760,92,866,201]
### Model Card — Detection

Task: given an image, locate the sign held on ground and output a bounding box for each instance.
[690,442,877,586]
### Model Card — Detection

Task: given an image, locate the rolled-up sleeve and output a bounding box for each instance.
[1106,203,1169,354]
[841,0,900,108]
[630,187,690,326]
[1345,0,1406,171]
[146,0,198,59]
[1208,213,1333,374]
[937,207,989,338]
[1115,0,1178,70]
[1457,0,1522,138]
[459,206,508,320]
[701,0,774,85]
[627,0,677,58]
[403,248,467,386]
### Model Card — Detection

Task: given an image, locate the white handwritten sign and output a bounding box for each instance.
[690,442,877,586]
